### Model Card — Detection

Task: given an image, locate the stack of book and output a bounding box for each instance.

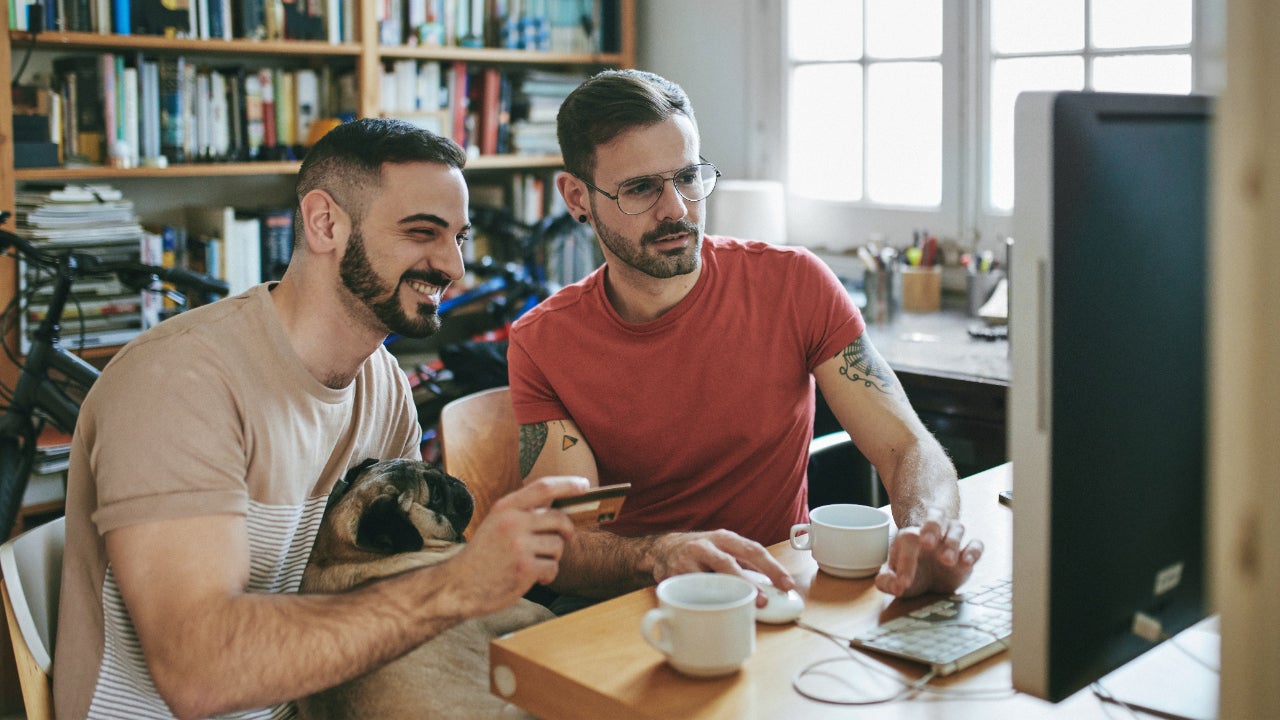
[508,70,585,156]
[23,427,72,513]
[13,183,148,353]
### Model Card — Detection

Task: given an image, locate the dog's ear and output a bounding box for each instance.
[327,458,381,511]
[355,495,425,554]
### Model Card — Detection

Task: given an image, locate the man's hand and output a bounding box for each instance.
[647,529,796,598]
[874,507,983,598]
[447,475,587,615]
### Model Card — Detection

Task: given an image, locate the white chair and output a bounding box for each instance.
[1,515,64,720]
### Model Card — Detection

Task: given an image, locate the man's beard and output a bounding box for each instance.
[339,226,448,338]
[594,210,702,279]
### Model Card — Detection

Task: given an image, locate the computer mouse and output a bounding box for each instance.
[742,570,804,624]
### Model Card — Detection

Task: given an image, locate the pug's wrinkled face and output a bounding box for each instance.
[336,459,476,555]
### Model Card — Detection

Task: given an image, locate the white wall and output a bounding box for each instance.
[634,0,780,182]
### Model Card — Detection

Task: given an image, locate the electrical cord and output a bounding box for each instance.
[10,3,43,87]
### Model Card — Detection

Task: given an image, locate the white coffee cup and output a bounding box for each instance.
[640,573,756,678]
[789,503,890,578]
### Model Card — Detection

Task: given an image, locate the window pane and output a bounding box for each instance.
[1092,0,1193,49]
[790,64,862,201]
[1093,54,1193,93]
[789,0,862,61]
[866,62,941,206]
[988,57,1085,212]
[990,0,1084,54]
[867,0,941,58]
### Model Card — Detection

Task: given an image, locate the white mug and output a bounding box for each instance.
[790,503,890,578]
[640,573,756,678]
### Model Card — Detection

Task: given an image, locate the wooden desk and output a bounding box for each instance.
[489,465,1192,720]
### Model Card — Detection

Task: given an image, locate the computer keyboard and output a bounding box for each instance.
[850,577,1012,676]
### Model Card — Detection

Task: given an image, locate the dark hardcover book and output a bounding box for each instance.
[599,0,619,53]
[219,66,249,161]
[255,208,294,281]
[53,56,106,162]
[131,0,190,35]
[281,0,323,39]
[208,0,224,38]
[63,0,91,31]
[236,0,266,39]
[158,55,186,163]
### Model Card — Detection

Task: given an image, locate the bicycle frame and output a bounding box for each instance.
[0,252,103,537]
[5,253,102,432]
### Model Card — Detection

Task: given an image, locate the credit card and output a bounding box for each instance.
[551,483,631,527]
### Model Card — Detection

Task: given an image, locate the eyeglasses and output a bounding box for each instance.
[576,162,721,215]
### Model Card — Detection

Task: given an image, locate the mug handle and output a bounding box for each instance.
[640,609,673,655]
[789,523,813,550]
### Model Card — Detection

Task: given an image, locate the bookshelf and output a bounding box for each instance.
[0,2,633,712]
[0,0,636,388]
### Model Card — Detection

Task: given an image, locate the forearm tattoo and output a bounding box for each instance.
[837,336,898,395]
[519,423,548,479]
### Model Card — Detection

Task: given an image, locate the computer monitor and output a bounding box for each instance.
[1008,90,1212,703]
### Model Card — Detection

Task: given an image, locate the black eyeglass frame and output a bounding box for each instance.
[573,159,722,215]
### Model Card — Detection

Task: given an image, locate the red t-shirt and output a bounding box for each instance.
[508,236,865,545]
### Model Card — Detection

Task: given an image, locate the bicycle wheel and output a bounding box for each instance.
[0,426,37,539]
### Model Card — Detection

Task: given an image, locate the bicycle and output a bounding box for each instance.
[0,212,230,539]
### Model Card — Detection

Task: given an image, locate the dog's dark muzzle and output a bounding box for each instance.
[426,472,474,538]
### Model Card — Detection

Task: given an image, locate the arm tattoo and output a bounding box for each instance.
[519,423,548,479]
[837,335,899,395]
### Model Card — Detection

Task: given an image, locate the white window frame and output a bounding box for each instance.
[775,0,1216,257]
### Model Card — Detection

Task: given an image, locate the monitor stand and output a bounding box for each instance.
[1094,615,1220,720]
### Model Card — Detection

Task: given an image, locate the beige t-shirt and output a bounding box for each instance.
[53,283,421,720]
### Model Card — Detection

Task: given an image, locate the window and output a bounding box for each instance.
[784,0,1201,251]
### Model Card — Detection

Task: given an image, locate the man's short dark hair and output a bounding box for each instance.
[556,69,697,180]
[295,118,467,236]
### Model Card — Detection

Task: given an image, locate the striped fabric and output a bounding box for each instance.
[85,498,329,719]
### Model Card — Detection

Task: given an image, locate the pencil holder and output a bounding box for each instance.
[862,266,901,324]
[901,266,942,313]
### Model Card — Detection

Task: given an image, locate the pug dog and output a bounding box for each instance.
[297,458,552,720]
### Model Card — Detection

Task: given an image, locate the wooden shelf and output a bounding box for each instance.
[11,30,361,57]
[15,161,302,180]
[13,154,566,180]
[376,43,629,67]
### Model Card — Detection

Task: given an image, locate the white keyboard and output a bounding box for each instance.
[850,577,1012,676]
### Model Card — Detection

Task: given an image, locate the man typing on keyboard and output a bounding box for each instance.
[508,69,984,614]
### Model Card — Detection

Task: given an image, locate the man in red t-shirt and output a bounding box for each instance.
[509,70,983,607]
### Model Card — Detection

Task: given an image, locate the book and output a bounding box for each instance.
[243,70,265,158]
[449,61,468,148]
[229,213,263,294]
[477,66,502,155]
[131,0,190,35]
[158,55,186,163]
[294,68,320,144]
[139,56,162,161]
[255,207,293,281]
[113,0,131,35]
[53,56,107,163]
[121,64,140,167]
[238,0,266,38]
[259,68,278,151]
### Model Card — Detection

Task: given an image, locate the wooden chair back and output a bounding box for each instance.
[439,386,522,540]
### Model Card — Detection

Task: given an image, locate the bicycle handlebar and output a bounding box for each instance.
[1,218,231,298]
